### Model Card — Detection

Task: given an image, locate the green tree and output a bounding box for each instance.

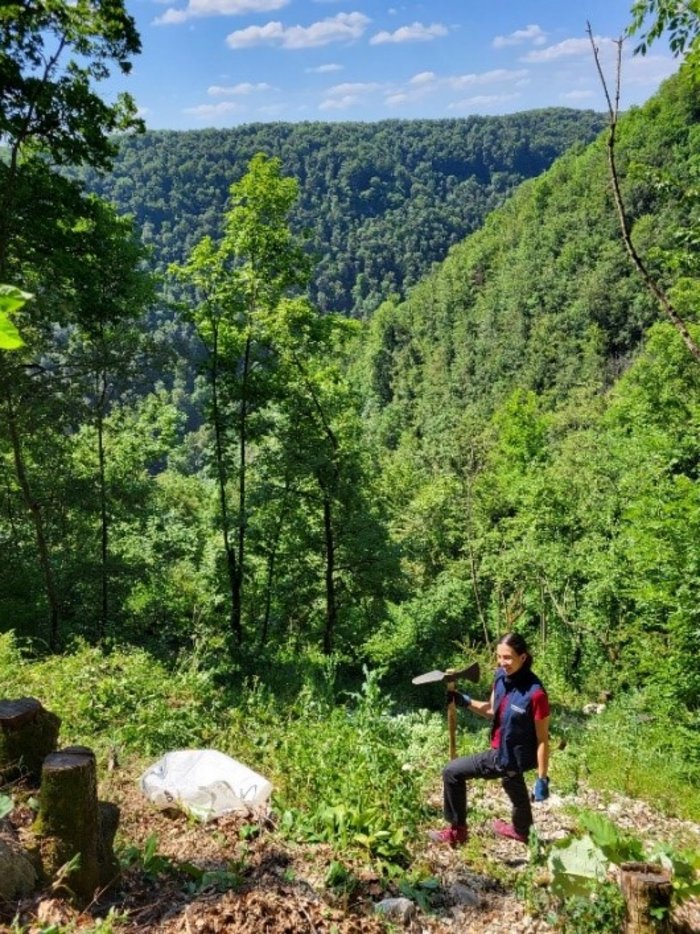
[261,298,397,654]
[171,153,310,647]
[0,0,144,647]
[627,0,700,65]
[65,199,155,638]
[0,0,142,270]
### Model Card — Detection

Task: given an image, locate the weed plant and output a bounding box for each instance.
[0,633,225,756]
[268,669,434,865]
[555,689,700,822]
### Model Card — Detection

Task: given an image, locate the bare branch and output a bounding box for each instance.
[587,22,700,362]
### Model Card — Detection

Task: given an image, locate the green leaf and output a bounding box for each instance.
[0,794,14,819]
[0,312,24,349]
[548,835,610,897]
[577,811,645,864]
[0,285,32,315]
[0,286,30,349]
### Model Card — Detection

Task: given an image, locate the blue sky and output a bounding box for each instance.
[115,0,680,130]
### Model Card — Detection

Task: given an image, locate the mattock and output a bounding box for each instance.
[411,662,480,759]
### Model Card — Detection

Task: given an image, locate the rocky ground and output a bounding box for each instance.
[2,762,698,934]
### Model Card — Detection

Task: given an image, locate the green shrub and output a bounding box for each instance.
[0,633,225,756]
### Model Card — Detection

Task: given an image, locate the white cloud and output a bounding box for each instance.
[320,78,385,111]
[208,82,272,95]
[409,71,437,86]
[155,0,287,25]
[319,94,358,111]
[370,21,448,45]
[326,81,382,95]
[226,11,370,49]
[183,101,241,116]
[306,63,343,73]
[560,89,595,101]
[493,24,546,49]
[622,51,677,86]
[387,67,529,111]
[523,36,604,63]
[448,92,520,110]
[448,68,528,89]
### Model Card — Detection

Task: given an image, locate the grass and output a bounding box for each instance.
[0,631,697,857]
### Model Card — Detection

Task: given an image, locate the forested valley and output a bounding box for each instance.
[79,110,605,317]
[1,1,699,931]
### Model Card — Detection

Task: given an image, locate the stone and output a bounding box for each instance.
[449,882,480,907]
[0,836,37,899]
[374,896,416,923]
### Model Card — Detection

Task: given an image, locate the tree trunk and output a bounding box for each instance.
[0,697,60,783]
[260,489,290,646]
[620,862,673,934]
[6,400,61,649]
[234,333,253,646]
[322,495,337,655]
[97,374,109,640]
[209,324,242,647]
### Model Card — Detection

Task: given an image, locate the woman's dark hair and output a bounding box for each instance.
[498,632,533,668]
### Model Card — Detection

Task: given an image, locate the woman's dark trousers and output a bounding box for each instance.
[442,747,532,837]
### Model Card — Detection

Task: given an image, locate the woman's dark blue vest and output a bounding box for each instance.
[490,667,544,773]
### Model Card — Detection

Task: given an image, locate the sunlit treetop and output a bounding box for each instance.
[0,0,143,169]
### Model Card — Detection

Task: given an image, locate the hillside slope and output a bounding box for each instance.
[358,68,700,711]
[360,70,700,439]
[83,110,605,317]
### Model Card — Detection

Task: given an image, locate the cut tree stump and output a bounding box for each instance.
[33,746,120,904]
[0,697,60,782]
[620,861,673,933]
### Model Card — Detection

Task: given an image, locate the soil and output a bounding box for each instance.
[1,763,698,934]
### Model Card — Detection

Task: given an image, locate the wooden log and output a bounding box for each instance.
[0,697,60,782]
[34,746,101,904]
[620,861,673,933]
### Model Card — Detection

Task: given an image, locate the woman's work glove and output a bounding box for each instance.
[532,777,550,801]
[446,690,471,708]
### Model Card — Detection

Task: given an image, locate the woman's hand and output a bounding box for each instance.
[532,776,550,801]
[446,690,471,708]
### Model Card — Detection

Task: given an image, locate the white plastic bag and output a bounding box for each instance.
[139,749,272,822]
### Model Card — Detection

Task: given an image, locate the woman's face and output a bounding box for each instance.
[496,643,528,676]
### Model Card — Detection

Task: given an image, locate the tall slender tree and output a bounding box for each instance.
[171,154,310,647]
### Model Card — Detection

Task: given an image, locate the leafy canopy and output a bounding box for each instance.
[0,0,142,168]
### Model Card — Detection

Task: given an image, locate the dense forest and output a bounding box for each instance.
[80,112,605,316]
[1,1,700,930]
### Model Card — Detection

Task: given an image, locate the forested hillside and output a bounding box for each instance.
[2,0,700,929]
[83,112,605,316]
[357,66,700,716]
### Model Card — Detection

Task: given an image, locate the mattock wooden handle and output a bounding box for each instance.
[447,670,457,760]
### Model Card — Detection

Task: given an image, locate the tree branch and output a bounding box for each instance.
[587,21,700,363]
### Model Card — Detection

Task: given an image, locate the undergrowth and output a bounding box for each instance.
[0,629,697,868]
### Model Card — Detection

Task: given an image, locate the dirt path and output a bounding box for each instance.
[4,766,699,933]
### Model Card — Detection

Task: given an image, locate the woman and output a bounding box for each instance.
[428,632,550,847]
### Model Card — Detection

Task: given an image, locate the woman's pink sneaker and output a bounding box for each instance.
[427,825,468,847]
[492,819,528,843]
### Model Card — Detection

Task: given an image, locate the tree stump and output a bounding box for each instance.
[0,697,60,782]
[33,746,116,904]
[620,861,673,933]
[97,801,121,888]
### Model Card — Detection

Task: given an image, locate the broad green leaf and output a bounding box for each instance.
[578,811,645,864]
[0,312,24,349]
[548,835,609,897]
[0,286,31,349]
